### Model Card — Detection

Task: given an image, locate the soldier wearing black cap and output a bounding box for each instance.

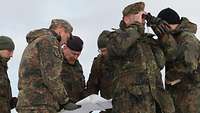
[60,36,86,103]
[0,36,17,113]
[147,8,200,113]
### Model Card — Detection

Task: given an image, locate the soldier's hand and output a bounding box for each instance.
[63,102,81,110]
[157,20,170,33]
[144,13,171,36]
[152,20,170,37]
[144,13,158,26]
[10,97,18,109]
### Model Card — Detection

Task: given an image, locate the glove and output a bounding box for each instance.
[144,13,171,36]
[62,102,81,110]
[152,23,170,37]
[10,97,18,109]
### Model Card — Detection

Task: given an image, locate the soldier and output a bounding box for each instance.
[146,8,200,113]
[0,36,17,113]
[16,19,80,113]
[87,31,114,113]
[107,2,174,113]
[60,35,86,103]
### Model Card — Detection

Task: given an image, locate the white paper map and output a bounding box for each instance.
[59,94,112,113]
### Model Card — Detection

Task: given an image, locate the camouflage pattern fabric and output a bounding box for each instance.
[155,17,200,113]
[0,57,12,113]
[107,21,158,113]
[60,59,86,103]
[150,39,175,113]
[87,54,114,113]
[17,106,57,113]
[154,72,175,113]
[108,20,175,113]
[16,28,69,112]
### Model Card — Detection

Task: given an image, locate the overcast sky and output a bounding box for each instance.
[0,0,199,113]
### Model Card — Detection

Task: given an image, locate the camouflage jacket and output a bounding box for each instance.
[0,57,12,113]
[160,18,200,89]
[108,21,175,113]
[60,59,86,103]
[17,28,69,110]
[107,21,169,113]
[87,54,114,99]
[108,21,165,94]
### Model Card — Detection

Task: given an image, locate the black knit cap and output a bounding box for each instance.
[157,8,180,24]
[67,35,83,52]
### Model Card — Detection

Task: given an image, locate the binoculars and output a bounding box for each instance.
[142,13,161,27]
[142,13,154,21]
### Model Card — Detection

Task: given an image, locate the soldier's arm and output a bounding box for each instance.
[0,72,9,98]
[150,39,166,70]
[176,33,199,73]
[154,86,175,113]
[86,57,101,95]
[158,34,177,61]
[108,27,140,57]
[0,66,13,104]
[150,20,177,61]
[37,36,69,105]
[78,64,87,99]
[145,13,178,61]
[80,79,87,100]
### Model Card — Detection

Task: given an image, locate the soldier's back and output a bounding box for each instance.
[17,28,62,110]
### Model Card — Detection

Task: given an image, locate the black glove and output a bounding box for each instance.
[152,24,170,37]
[10,97,18,109]
[144,13,171,36]
[62,102,81,111]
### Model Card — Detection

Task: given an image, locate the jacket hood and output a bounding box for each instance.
[26,28,53,44]
[175,17,197,34]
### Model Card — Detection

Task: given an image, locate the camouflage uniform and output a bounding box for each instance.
[108,19,164,113]
[16,28,69,113]
[154,72,175,113]
[87,54,114,113]
[0,57,12,113]
[0,36,16,113]
[60,59,86,103]
[107,2,175,113]
[158,18,200,113]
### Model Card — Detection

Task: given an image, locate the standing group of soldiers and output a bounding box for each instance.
[0,1,200,113]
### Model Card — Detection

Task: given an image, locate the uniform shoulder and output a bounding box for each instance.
[179,31,195,38]
[74,60,83,71]
[100,28,120,37]
[75,60,82,67]
[179,31,199,44]
[92,55,103,64]
[26,28,55,43]
[99,28,122,41]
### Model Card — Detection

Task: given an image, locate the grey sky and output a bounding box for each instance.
[0,0,199,113]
